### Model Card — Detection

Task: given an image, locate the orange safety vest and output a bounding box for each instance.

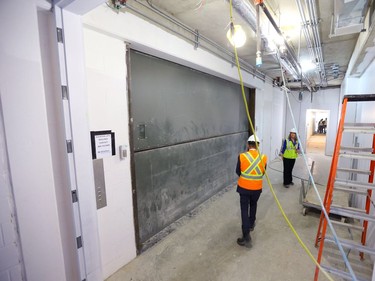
[237,149,267,190]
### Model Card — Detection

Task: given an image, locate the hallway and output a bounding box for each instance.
[307,134,327,154]
[107,153,336,281]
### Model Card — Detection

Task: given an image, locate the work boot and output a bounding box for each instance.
[237,232,251,246]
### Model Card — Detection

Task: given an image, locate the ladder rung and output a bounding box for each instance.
[330,220,364,231]
[344,95,375,102]
[331,204,366,214]
[330,205,375,222]
[339,152,375,160]
[333,186,368,195]
[343,123,375,134]
[325,236,375,256]
[335,179,375,190]
[344,122,375,127]
[337,168,372,175]
[340,146,374,152]
[321,265,368,281]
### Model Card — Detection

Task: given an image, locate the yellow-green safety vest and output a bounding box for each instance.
[283,139,298,159]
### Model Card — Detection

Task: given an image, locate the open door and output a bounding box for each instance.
[306,109,329,154]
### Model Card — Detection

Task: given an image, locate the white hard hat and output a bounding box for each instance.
[290,128,297,133]
[248,135,259,142]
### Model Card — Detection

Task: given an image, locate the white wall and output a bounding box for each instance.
[81,4,285,274]
[284,89,341,156]
[0,1,68,280]
[82,6,285,165]
[0,100,25,281]
[39,9,81,281]
[0,1,288,280]
[341,57,375,261]
[306,110,314,140]
[271,89,286,158]
[1,1,104,280]
[83,5,265,90]
[83,28,136,278]
[254,87,285,160]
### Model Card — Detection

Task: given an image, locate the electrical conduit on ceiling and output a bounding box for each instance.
[296,0,327,86]
[121,0,270,82]
[227,0,314,92]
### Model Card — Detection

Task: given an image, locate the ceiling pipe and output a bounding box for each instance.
[258,2,314,91]
[124,0,269,82]
[143,0,269,80]
[255,2,262,67]
[309,0,326,81]
[295,0,316,63]
[301,0,327,86]
[229,0,257,30]
[296,0,327,86]
[306,0,323,84]
[226,0,313,91]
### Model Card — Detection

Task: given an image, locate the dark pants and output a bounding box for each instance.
[237,188,262,234]
[283,157,296,185]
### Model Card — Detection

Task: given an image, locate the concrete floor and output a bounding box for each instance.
[106,135,371,281]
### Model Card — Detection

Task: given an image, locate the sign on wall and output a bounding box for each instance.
[90,130,115,159]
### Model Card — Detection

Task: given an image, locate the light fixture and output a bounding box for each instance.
[226,24,246,48]
[300,60,316,73]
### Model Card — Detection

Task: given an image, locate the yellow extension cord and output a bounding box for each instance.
[228,1,333,280]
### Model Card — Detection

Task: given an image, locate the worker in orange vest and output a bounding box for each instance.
[236,134,267,246]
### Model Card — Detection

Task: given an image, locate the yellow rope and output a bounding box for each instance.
[228,1,333,280]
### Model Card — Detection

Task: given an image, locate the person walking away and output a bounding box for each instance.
[280,128,300,188]
[322,118,327,134]
[318,119,323,134]
[236,135,267,247]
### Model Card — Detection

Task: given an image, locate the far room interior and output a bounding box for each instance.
[306,109,330,154]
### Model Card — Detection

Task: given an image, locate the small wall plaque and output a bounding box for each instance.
[90,130,115,159]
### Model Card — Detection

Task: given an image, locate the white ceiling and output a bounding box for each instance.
[120,0,373,91]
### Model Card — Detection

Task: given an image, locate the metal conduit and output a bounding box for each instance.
[144,0,227,55]
[309,0,326,81]
[258,2,314,91]
[229,0,257,30]
[125,4,196,46]
[296,0,317,63]
[306,0,323,85]
[306,1,319,53]
[305,0,327,85]
[226,0,314,91]
[128,0,269,82]
[296,0,327,86]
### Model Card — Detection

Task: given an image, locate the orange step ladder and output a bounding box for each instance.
[314,94,375,281]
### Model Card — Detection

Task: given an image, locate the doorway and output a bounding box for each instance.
[306,109,329,154]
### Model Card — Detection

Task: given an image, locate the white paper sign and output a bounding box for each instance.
[95,134,112,159]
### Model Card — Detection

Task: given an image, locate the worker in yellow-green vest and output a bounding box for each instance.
[235,135,267,247]
[280,128,300,188]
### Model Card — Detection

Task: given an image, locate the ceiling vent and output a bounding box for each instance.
[330,0,369,37]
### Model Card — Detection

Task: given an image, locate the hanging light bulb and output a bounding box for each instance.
[226,24,246,48]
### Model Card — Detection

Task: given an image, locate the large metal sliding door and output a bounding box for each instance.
[129,50,253,247]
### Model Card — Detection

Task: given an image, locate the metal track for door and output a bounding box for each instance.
[53,6,87,281]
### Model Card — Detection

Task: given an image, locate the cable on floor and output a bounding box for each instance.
[228,1,334,280]
[267,158,326,186]
[277,54,358,280]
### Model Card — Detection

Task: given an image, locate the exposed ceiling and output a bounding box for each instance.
[117,0,373,91]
